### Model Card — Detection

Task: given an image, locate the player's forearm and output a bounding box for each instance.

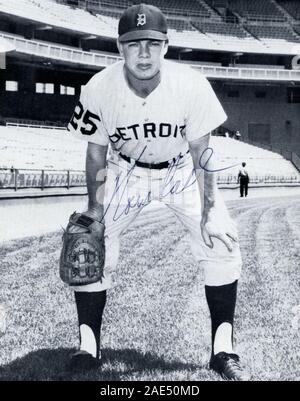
[86,143,108,217]
[189,133,217,216]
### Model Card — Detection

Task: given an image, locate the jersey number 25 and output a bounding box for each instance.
[69,101,100,136]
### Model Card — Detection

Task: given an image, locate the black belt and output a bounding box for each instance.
[119,151,190,170]
[119,153,170,169]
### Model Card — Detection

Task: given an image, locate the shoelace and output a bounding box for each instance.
[221,355,245,379]
[225,357,243,373]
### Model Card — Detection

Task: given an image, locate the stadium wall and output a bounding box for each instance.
[1,61,300,155]
[0,62,91,123]
[0,92,75,123]
[215,84,300,153]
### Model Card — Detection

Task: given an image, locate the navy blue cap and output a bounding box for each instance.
[118,3,168,42]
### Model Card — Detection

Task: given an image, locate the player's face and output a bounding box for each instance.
[118,39,168,80]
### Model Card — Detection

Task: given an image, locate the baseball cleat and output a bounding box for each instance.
[69,350,101,372]
[210,352,250,381]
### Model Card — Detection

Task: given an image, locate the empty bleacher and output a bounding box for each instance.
[245,24,299,43]
[277,0,300,20]
[167,17,194,31]
[192,20,250,38]
[1,0,300,53]
[81,0,212,17]
[0,0,116,37]
[0,125,86,170]
[131,0,211,17]
[96,0,132,9]
[191,20,260,48]
[294,25,300,36]
[95,8,123,18]
[205,0,229,7]
[228,0,285,21]
[210,136,300,183]
[0,126,299,187]
[94,7,196,34]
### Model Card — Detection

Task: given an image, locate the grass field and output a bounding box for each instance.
[0,194,300,381]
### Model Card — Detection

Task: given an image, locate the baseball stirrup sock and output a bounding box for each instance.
[74,290,107,359]
[205,280,237,355]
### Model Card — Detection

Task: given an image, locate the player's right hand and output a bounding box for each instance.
[201,208,238,252]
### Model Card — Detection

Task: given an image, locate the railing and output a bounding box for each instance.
[6,122,66,130]
[0,168,86,190]
[291,152,300,172]
[0,32,122,68]
[192,65,300,81]
[1,167,299,191]
[1,31,300,81]
[4,118,66,128]
[217,174,300,184]
[242,14,287,23]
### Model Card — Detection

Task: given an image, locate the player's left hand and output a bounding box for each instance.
[201,207,238,252]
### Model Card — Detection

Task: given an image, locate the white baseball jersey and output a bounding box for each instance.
[69,60,242,293]
[67,60,227,163]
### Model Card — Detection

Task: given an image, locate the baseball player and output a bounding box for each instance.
[65,3,249,380]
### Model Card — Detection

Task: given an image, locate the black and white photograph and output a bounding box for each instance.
[0,0,300,383]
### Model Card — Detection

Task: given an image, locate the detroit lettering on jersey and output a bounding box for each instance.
[67,60,227,163]
[109,123,186,143]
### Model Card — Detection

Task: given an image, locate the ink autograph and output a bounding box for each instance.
[99,146,238,222]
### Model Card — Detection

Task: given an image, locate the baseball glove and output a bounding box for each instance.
[59,212,105,286]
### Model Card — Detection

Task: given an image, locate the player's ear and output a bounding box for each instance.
[117,39,124,57]
[162,40,169,56]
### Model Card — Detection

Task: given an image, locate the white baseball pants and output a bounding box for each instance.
[74,152,242,292]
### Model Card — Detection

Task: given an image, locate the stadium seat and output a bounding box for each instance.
[210,136,300,182]
[131,0,211,17]
[0,126,299,186]
[227,0,286,21]
[166,17,194,32]
[277,0,300,20]
[245,24,299,43]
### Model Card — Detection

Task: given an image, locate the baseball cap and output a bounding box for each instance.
[118,3,168,43]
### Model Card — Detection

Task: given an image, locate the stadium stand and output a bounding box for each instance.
[0,125,86,170]
[245,24,299,43]
[0,126,299,189]
[3,29,299,82]
[0,0,116,37]
[94,8,122,18]
[210,136,300,184]
[1,0,299,54]
[227,0,286,21]
[294,25,300,37]
[166,17,194,32]
[192,21,250,38]
[73,0,211,17]
[205,0,228,7]
[129,0,211,17]
[1,0,300,177]
[190,20,262,50]
[277,0,300,20]
[84,0,132,11]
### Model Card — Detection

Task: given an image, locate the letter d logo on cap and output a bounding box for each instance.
[137,13,146,26]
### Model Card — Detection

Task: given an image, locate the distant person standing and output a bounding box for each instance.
[238,162,249,197]
[235,130,241,140]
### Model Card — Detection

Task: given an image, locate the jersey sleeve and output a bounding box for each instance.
[185,74,227,142]
[67,83,109,146]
